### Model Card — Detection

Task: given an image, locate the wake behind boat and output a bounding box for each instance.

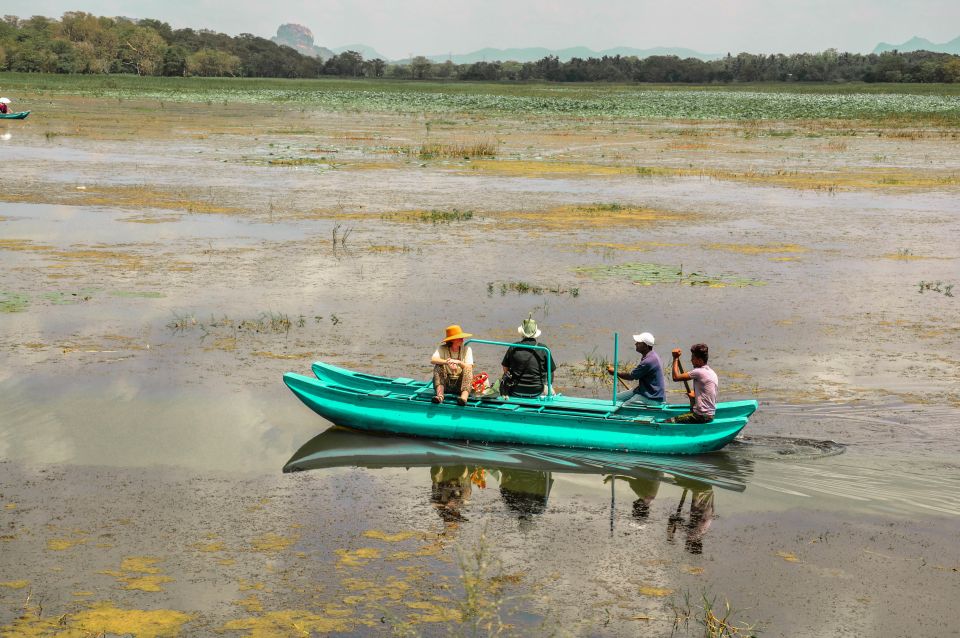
[283,361,758,455]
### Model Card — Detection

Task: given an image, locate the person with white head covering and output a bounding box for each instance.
[0,97,11,115]
[608,331,665,405]
[500,314,557,398]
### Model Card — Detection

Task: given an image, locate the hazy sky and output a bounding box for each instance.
[20,1,960,59]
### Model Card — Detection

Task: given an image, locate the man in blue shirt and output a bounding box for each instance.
[607,332,666,405]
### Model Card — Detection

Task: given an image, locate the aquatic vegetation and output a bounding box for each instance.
[250,532,299,553]
[0,292,30,313]
[487,281,579,297]
[670,590,757,638]
[267,157,332,166]
[381,209,475,224]
[0,580,29,589]
[419,140,498,159]
[221,610,351,637]
[918,281,954,297]
[498,203,687,231]
[47,538,88,551]
[0,602,194,638]
[335,547,382,567]
[576,262,763,287]
[362,530,420,542]
[13,75,960,123]
[704,243,807,256]
[168,311,296,335]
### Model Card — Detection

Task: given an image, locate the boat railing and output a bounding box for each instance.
[463,338,555,400]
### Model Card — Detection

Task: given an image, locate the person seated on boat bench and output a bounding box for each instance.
[430,325,474,406]
[500,315,557,398]
[0,98,10,114]
[667,343,718,424]
[607,331,665,406]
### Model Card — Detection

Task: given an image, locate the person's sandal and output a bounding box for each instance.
[432,395,443,404]
[457,397,468,407]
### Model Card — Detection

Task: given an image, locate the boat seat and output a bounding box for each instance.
[391,377,419,385]
[367,389,393,398]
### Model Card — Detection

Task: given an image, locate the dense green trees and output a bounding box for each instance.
[1,13,959,83]
[0,13,322,77]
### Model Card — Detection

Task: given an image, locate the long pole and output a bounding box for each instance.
[612,333,619,406]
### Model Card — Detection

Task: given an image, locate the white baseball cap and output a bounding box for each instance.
[633,332,655,346]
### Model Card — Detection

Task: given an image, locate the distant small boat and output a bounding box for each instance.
[283,361,758,455]
[0,111,30,120]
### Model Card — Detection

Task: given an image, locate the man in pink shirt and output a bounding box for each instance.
[668,343,718,424]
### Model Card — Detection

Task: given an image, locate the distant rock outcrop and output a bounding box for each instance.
[272,24,334,60]
[873,36,960,55]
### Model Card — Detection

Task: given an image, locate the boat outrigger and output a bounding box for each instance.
[284,337,758,455]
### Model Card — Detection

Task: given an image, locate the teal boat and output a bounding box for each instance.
[0,111,29,120]
[284,355,758,454]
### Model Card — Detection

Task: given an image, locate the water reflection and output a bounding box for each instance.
[430,465,472,522]
[285,427,753,552]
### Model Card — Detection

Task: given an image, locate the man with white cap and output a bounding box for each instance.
[607,332,665,405]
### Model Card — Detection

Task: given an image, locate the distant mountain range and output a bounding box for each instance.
[873,36,960,55]
[396,46,722,64]
[274,23,960,65]
[272,25,719,63]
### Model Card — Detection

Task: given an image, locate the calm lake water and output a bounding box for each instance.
[2,97,959,636]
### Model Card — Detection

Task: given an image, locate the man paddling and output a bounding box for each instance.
[667,343,718,424]
[607,332,665,406]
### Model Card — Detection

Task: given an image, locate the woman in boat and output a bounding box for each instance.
[0,98,10,114]
[500,314,556,398]
[430,324,474,406]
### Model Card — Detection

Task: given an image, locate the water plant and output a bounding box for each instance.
[419,140,498,159]
[487,281,579,297]
[576,263,762,287]
[918,280,954,297]
[669,589,757,637]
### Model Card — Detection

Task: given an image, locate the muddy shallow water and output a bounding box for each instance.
[2,94,959,636]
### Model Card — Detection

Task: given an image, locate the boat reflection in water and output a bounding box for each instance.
[284,427,752,552]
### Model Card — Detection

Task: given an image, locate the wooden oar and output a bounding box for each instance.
[676,355,694,407]
[676,359,692,394]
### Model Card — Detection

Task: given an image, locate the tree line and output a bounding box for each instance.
[3,13,960,83]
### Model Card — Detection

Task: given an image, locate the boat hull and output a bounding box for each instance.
[309,360,757,421]
[0,111,30,120]
[284,370,755,455]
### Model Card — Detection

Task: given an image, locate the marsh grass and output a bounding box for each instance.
[487,281,579,297]
[670,590,757,637]
[382,209,474,224]
[419,140,498,159]
[455,527,510,638]
[918,280,954,297]
[167,311,295,334]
